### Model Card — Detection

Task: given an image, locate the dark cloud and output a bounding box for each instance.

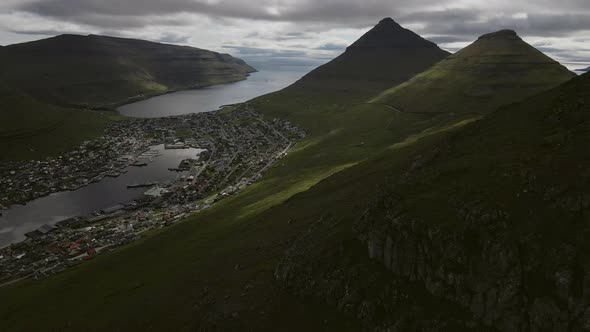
[425,35,472,44]
[11,1,590,40]
[157,32,190,44]
[8,28,82,36]
[15,0,424,28]
[220,44,331,70]
[314,42,348,51]
[401,10,590,39]
[222,45,308,58]
[2,0,590,65]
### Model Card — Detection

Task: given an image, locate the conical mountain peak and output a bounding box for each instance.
[377,17,402,28]
[348,17,438,50]
[288,17,449,97]
[372,28,575,115]
[454,29,559,63]
[478,29,519,40]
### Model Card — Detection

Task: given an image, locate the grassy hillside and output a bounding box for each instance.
[0,19,463,331]
[0,90,121,160]
[306,71,590,330]
[372,30,575,114]
[0,34,255,107]
[0,22,581,331]
[0,34,255,160]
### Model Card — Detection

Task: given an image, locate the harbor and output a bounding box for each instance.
[0,105,305,284]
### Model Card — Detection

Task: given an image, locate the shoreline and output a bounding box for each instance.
[97,71,257,115]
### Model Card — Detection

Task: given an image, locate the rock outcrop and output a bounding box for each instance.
[276,73,590,331]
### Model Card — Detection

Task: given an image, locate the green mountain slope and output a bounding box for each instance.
[0,18,461,331]
[0,34,255,107]
[276,72,590,330]
[285,18,450,99]
[372,30,575,114]
[0,21,581,331]
[0,34,255,160]
[255,18,450,139]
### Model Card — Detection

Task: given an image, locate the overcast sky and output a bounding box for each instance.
[1,0,589,70]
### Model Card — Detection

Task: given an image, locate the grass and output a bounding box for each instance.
[0,34,255,161]
[0,29,582,330]
[0,93,121,160]
[0,70,481,330]
[372,30,575,114]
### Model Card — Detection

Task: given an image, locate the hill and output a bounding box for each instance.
[274,71,590,330]
[0,34,255,107]
[285,18,450,99]
[255,17,450,137]
[0,22,582,331]
[0,34,255,160]
[372,29,575,114]
[0,18,466,331]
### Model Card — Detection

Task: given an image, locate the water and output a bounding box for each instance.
[0,145,202,247]
[0,66,312,248]
[118,67,310,117]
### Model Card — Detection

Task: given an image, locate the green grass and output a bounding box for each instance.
[0,69,481,330]
[0,34,255,160]
[0,29,582,330]
[0,93,120,160]
[372,30,575,114]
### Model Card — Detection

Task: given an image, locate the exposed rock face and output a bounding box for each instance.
[276,214,479,331]
[277,176,590,331]
[355,195,590,331]
[477,29,519,40]
[277,73,590,331]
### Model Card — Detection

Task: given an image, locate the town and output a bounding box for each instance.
[0,104,305,286]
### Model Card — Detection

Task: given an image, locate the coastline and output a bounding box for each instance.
[91,70,257,115]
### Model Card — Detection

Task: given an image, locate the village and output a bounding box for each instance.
[0,104,306,286]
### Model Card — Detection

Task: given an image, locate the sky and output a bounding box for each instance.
[1,0,589,70]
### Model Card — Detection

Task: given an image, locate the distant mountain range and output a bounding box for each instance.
[0,34,255,160]
[576,66,590,72]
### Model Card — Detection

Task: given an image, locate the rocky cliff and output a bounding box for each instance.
[277,73,590,331]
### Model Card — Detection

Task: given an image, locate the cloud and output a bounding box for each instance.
[157,32,191,44]
[0,0,589,68]
[222,45,308,58]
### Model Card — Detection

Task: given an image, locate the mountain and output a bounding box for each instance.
[3,22,583,331]
[287,18,450,98]
[0,19,464,331]
[0,34,255,160]
[576,66,590,72]
[0,34,255,107]
[372,29,575,114]
[304,71,590,330]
